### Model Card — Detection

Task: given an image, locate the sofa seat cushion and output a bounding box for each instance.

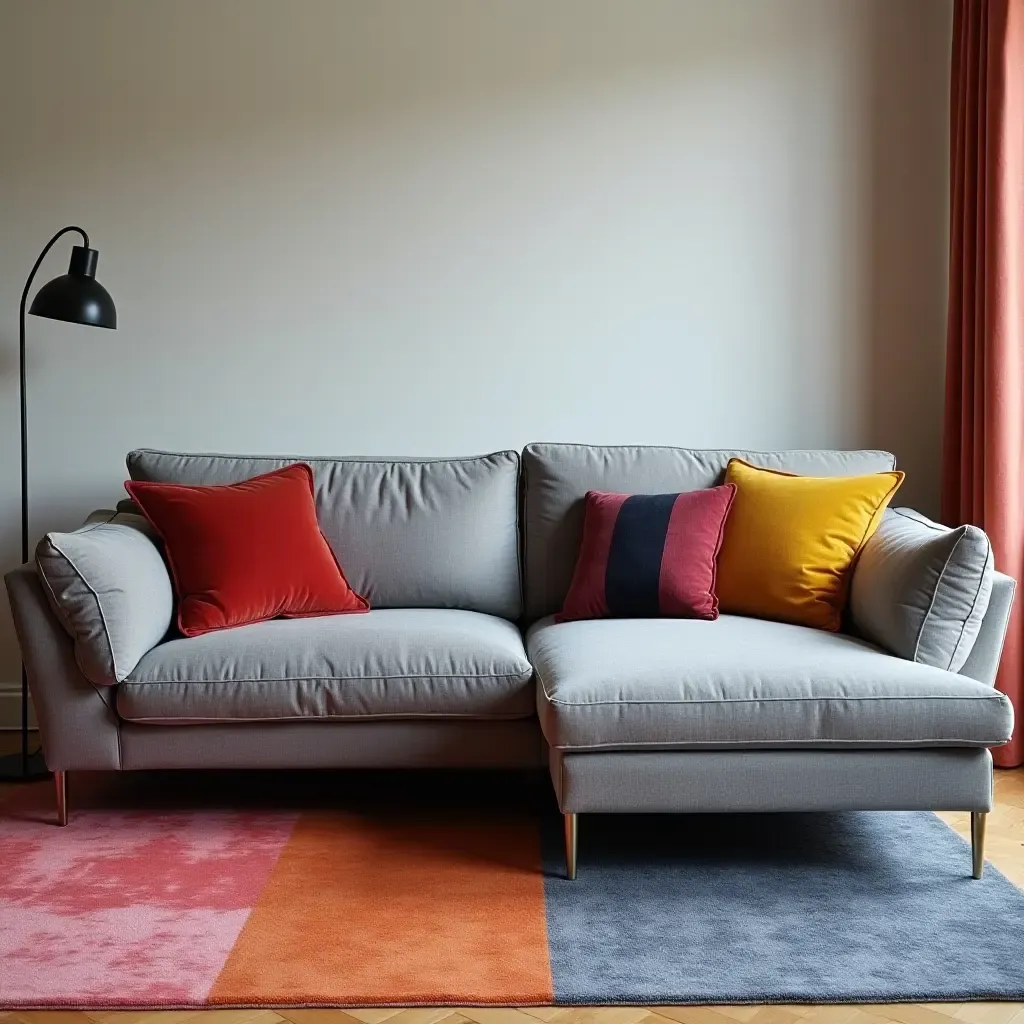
[119,609,534,724]
[527,615,1014,750]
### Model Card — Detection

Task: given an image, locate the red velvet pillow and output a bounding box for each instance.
[557,484,736,622]
[125,463,368,636]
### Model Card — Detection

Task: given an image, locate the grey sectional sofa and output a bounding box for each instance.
[5,444,1015,881]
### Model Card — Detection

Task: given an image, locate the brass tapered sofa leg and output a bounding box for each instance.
[971,811,987,879]
[564,812,578,880]
[55,770,67,827]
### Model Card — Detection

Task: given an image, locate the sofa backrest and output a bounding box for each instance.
[521,443,898,622]
[126,449,522,619]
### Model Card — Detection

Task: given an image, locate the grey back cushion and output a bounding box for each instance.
[522,443,897,621]
[127,449,522,619]
[850,507,994,672]
[35,511,174,685]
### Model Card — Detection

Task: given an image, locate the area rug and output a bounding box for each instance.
[1,770,1023,1008]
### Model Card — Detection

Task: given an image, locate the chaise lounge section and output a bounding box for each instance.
[520,444,1015,878]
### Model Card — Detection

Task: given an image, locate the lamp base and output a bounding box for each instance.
[0,746,49,782]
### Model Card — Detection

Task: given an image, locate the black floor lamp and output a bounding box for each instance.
[1,226,117,782]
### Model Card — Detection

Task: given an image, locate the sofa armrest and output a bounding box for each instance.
[35,509,174,685]
[957,570,1016,686]
[849,507,995,672]
[5,564,122,770]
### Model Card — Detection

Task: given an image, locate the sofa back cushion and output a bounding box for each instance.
[521,443,897,622]
[127,449,522,619]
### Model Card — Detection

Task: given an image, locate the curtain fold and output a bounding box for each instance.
[942,0,1024,767]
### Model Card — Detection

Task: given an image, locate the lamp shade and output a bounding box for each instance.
[29,245,116,329]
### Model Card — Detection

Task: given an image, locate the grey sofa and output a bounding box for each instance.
[5,444,1015,881]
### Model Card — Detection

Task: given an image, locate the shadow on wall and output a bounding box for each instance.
[860,0,951,515]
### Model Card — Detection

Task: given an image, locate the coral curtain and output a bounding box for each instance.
[942,0,1024,766]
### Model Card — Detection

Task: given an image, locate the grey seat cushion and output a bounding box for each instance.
[528,615,1014,750]
[35,511,174,685]
[850,507,994,672]
[119,608,534,724]
[521,443,897,621]
[126,449,521,619]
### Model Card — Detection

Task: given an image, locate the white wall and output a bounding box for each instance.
[0,0,951,702]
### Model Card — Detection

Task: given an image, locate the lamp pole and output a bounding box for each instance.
[2,227,116,781]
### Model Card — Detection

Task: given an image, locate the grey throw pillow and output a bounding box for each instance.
[849,507,993,672]
[35,511,174,685]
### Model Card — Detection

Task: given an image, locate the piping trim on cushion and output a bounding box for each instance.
[891,507,994,672]
[123,670,535,685]
[533,664,1009,708]
[38,512,122,684]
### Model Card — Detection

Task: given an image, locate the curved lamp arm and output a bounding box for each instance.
[20,226,90,324]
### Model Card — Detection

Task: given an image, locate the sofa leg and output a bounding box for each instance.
[55,770,67,827]
[971,811,987,879]
[564,812,578,880]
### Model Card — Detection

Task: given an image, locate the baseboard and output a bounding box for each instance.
[0,681,37,731]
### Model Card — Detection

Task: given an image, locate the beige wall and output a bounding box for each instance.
[0,0,951,709]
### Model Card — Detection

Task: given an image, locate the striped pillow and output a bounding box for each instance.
[556,485,736,622]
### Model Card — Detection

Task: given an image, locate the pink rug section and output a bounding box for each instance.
[0,803,297,1007]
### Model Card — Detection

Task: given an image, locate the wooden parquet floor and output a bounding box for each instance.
[2,735,1023,1024]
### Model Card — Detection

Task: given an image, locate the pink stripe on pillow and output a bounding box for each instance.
[556,491,628,622]
[659,484,736,618]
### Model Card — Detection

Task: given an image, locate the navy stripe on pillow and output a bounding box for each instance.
[604,493,677,616]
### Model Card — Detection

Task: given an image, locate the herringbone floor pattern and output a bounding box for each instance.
[3,742,1023,1024]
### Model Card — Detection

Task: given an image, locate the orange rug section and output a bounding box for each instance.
[208,810,554,1005]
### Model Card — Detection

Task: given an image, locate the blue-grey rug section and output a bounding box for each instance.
[542,810,1024,1004]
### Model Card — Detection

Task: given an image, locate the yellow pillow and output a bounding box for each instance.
[716,458,904,631]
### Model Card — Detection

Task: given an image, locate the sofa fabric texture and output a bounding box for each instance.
[5,565,123,770]
[119,719,546,770]
[557,485,736,622]
[716,459,904,632]
[127,449,522,620]
[850,507,994,672]
[552,748,995,813]
[528,615,1014,750]
[35,511,173,685]
[8,441,1017,823]
[521,444,898,621]
[127,463,368,636]
[118,608,534,724]
[959,571,1016,685]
